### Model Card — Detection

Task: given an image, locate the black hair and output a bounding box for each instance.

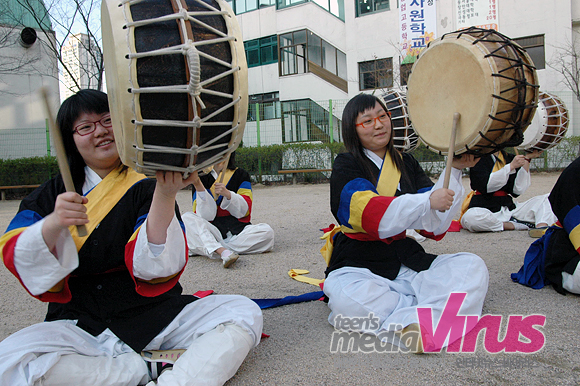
[56,89,110,192]
[226,151,236,170]
[341,93,403,184]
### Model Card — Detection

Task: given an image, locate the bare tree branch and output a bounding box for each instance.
[547,29,580,103]
[1,0,104,96]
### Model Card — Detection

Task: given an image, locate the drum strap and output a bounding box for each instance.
[69,167,147,251]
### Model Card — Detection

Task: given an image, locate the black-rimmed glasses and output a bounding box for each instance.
[73,115,112,136]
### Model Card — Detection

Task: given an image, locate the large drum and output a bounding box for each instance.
[379,89,420,153]
[516,91,569,152]
[407,27,539,156]
[102,0,247,175]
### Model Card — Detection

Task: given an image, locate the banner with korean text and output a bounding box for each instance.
[399,0,437,64]
[456,0,498,31]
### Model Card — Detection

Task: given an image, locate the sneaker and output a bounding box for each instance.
[221,250,239,268]
[509,221,529,231]
[528,226,548,238]
[141,349,185,379]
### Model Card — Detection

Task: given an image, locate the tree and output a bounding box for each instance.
[1,0,104,96]
[548,29,580,103]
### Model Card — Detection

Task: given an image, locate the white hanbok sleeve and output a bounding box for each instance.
[219,192,249,219]
[194,190,217,221]
[377,167,464,238]
[131,215,187,281]
[512,167,531,195]
[13,219,79,296]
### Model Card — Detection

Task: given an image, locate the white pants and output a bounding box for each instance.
[461,193,557,232]
[182,212,274,258]
[562,262,580,294]
[323,253,489,348]
[0,295,262,386]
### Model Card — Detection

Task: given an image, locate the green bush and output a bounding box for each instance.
[236,142,345,176]
[0,156,58,186]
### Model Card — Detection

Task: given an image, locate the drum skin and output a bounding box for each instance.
[379,89,420,153]
[516,91,569,152]
[407,27,539,156]
[102,0,247,175]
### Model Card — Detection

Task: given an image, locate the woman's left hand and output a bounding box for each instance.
[451,154,479,170]
[155,171,199,198]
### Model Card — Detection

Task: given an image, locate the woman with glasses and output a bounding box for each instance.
[322,93,488,352]
[0,89,262,385]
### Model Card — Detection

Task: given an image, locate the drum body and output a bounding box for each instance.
[407,27,539,156]
[516,91,569,152]
[379,89,420,153]
[102,0,247,175]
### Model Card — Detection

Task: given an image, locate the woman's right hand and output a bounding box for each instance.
[429,188,455,211]
[42,192,88,251]
[509,155,527,171]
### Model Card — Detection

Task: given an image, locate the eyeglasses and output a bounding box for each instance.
[73,115,112,136]
[355,111,391,129]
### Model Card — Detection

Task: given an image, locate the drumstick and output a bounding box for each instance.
[40,87,88,237]
[218,153,231,184]
[442,112,460,189]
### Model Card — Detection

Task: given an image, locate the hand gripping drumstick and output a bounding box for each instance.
[442,112,460,189]
[40,87,88,237]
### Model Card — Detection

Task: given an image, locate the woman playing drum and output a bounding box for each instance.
[0,90,262,386]
[323,94,488,352]
[460,150,557,237]
[182,152,275,268]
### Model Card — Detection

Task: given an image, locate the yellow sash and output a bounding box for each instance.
[210,168,236,200]
[69,167,147,251]
[321,151,401,264]
[376,152,401,197]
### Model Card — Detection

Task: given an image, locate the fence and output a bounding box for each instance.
[1,94,579,184]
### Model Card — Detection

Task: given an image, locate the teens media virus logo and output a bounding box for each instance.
[329,293,546,354]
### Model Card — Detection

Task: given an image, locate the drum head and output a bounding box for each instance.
[102,0,247,175]
[407,28,538,156]
[408,38,494,155]
[518,100,548,149]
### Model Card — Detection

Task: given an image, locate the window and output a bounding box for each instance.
[227,0,274,14]
[248,92,280,121]
[244,35,278,68]
[277,0,344,20]
[400,63,413,86]
[279,30,307,76]
[279,29,346,80]
[359,58,393,90]
[356,0,389,17]
[513,35,545,70]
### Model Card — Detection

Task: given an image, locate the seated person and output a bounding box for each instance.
[512,156,580,294]
[323,94,488,353]
[182,152,274,268]
[461,149,556,236]
[0,90,262,386]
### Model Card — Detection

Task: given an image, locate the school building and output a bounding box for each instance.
[227,0,580,148]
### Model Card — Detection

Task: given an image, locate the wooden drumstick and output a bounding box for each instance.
[40,87,88,237]
[218,152,231,184]
[442,112,460,189]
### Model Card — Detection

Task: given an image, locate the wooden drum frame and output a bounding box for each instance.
[407,27,539,156]
[102,0,247,175]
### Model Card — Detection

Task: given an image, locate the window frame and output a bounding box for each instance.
[513,34,545,70]
[358,57,394,91]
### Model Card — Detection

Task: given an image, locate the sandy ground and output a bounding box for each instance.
[1,171,579,385]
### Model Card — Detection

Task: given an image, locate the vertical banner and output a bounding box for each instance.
[399,0,437,64]
[456,0,499,31]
